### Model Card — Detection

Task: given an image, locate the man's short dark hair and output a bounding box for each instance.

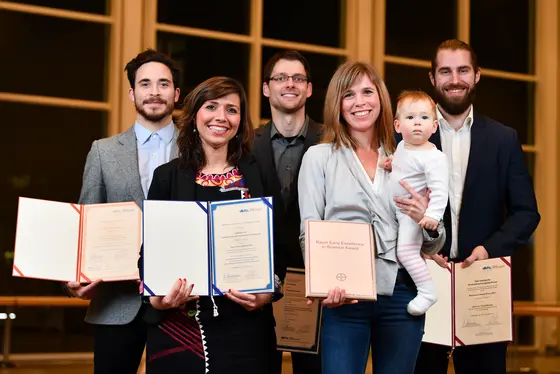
[431,39,479,77]
[124,49,181,89]
[263,50,312,83]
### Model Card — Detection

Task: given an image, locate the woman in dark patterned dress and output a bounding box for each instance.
[140,76,285,373]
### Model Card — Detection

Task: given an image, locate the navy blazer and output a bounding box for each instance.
[398,111,540,261]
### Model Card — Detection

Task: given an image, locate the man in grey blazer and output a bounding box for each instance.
[65,49,181,374]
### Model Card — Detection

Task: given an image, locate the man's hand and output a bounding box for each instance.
[66,279,103,300]
[150,278,199,310]
[394,180,431,223]
[422,252,449,269]
[461,246,489,268]
[418,216,439,230]
[226,290,272,311]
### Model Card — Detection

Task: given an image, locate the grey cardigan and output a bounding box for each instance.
[298,143,445,296]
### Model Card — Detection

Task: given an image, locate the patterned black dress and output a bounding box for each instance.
[146,167,277,374]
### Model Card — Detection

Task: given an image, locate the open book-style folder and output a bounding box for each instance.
[13,197,141,283]
[423,257,513,348]
[142,197,275,297]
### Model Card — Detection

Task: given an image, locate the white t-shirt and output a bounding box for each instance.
[390,140,449,222]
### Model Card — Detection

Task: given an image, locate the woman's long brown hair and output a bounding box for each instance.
[176,76,254,171]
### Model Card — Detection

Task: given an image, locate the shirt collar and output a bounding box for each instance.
[436,105,474,132]
[134,121,175,144]
[270,115,309,139]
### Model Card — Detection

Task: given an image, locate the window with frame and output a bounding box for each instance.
[0,0,117,354]
[154,0,348,126]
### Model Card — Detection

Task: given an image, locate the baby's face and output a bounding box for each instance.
[395,99,437,145]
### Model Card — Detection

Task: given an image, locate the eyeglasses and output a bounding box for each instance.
[269,74,308,84]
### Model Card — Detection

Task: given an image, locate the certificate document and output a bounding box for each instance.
[211,199,274,293]
[422,260,454,346]
[13,197,141,282]
[305,220,376,300]
[423,257,513,347]
[273,268,322,353]
[142,197,274,297]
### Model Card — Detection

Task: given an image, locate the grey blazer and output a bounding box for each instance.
[298,143,445,296]
[78,125,178,325]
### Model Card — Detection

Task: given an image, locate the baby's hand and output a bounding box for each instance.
[418,216,438,231]
[378,155,393,172]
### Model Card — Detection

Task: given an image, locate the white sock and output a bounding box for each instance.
[407,282,437,316]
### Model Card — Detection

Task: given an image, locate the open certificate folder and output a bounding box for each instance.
[13,197,141,282]
[423,257,513,348]
[142,197,275,297]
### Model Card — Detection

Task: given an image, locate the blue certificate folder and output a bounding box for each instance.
[142,197,274,297]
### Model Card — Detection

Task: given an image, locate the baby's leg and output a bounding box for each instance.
[396,213,437,316]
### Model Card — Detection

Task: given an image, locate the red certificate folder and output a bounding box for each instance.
[423,257,513,348]
[13,197,141,282]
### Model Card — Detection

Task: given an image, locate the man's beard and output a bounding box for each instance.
[136,98,174,122]
[434,83,476,116]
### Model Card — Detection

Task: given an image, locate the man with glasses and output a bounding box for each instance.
[253,50,322,374]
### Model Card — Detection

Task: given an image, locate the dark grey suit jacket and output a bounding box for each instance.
[78,125,178,325]
[252,119,322,269]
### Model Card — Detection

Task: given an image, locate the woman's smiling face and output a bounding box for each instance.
[340,74,381,135]
[195,93,241,149]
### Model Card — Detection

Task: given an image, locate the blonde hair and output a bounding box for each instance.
[395,90,437,119]
[321,61,396,154]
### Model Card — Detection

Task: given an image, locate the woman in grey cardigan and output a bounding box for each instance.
[298,61,446,374]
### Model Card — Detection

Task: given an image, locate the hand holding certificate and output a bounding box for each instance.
[13,197,141,283]
[142,197,274,297]
[149,278,199,310]
[225,289,273,311]
[423,257,513,347]
[305,220,376,302]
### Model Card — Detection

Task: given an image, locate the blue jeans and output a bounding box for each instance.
[321,275,425,374]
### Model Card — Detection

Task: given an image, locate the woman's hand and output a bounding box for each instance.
[226,290,272,311]
[394,180,431,223]
[150,278,199,310]
[311,287,358,308]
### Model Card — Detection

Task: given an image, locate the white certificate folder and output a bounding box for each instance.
[423,257,513,348]
[142,197,275,297]
[13,197,141,283]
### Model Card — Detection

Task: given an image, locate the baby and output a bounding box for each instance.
[390,90,448,316]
